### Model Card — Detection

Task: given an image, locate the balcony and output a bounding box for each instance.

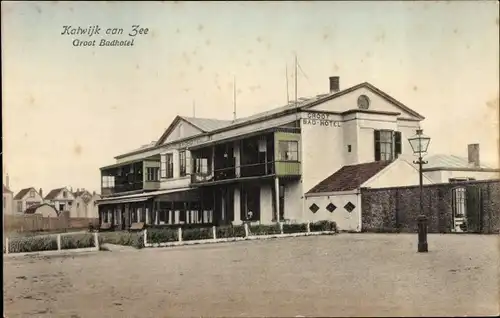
[190,129,301,185]
[100,156,161,196]
[190,160,300,185]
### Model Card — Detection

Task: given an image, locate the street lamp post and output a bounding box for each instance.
[408,129,431,253]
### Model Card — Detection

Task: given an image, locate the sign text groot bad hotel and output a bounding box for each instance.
[303,112,341,127]
[61,25,150,47]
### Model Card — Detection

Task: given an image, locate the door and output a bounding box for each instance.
[451,186,483,233]
[465,186,482,233]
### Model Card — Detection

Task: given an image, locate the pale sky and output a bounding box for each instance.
[2,1,499,194]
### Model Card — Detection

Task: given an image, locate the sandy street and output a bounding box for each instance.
[3,234,499,317]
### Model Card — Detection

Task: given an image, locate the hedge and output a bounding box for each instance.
[249,224,281,236]
[146,228,178,244]
[183,227,213,241]
[99,231,144,249]
[8,236,58,253]
[283,223,308,234]
[61,233,95,250]
[216,225,246,239]
[310,220,337,233]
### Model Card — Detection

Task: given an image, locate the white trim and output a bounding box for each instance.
[304,189,359,198]
[96,187,192,204]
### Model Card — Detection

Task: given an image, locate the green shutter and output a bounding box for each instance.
[374,130,381,161]
[394,131,402,157]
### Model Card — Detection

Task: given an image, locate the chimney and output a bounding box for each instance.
[329,76,340,93]
[6,173,9,189]
[39,188,43,197]
[92,191,96,196]
[467,144,480,167]
[76,188,80,193]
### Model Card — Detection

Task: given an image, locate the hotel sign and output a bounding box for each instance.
[177,136,210,150]
[302,112,341,127]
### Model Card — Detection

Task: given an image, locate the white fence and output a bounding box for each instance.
[4,231,100,257]
[143,222,335,248]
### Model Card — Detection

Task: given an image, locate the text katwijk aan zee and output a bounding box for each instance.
[62,25,150,47]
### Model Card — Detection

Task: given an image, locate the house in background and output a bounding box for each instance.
[24,203,59,217]
[44,187,76,214]
[3,181,14,215]
[421,144,499,183]
[13,187,44,214]
[72,188,100,218]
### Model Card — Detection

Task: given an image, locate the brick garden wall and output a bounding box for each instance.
[360,179,500,234]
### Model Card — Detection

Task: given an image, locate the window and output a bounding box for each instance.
[374,130,401,161]
[278,141,299,161]
[102,176,115,188]
[160,155,167,178]
[166,154,174,178]
[62,191,67,198]
[179,151,187,177]
[146,167,160,181]
[3,197,6,209]
[194,158,209,174]
[29,190,35,198]
[17,201,23,212]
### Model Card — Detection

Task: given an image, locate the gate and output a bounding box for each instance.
[451,185,482,233]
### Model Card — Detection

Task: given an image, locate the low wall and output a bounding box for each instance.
[4,212,99,233]
[361,179,500,234]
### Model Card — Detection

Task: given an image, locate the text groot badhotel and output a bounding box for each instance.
[97,76,427,231]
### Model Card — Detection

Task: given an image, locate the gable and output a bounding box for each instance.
[306,85,422,120]
[46,187,75,201]
[157,117,204,146]
[14,187,42,201]
[362,158,433,189]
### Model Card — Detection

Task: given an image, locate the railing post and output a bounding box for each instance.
[178,227,182,242]
[279,222,284,234]
[57,234,62,251]
[143,229,147,247]
[244,222,249,237]
[212,226,217,239]
[94,232,100,250]
[5,237,9,254]
[306,221,311,233]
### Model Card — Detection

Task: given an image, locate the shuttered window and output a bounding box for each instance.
[374,130,402,161]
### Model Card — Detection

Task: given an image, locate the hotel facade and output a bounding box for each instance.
[97,77,498,231]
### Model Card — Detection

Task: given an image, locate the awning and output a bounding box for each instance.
[96,187,192,205]
[97,196,154,205]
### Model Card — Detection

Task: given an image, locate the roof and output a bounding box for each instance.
[3,184,12,193]
[306,161,393,194]
[423,154,496,170]
[120,81,425,158]
[73,190,90,197]
[25,203,58,215]
[44,188,67,200]
[181,116,233,132]
[13,187,37,200]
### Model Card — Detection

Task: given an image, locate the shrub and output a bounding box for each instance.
[61,233,96,250]
[249,224,281,236]
[283,223,308,234]
[99,231,144,249]
[182,227,213,241]
[310,220,337,233]
[216,225,246,239]
[8,236,58,253]
[147,228,179,243]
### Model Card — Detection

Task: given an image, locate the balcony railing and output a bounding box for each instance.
[190,160,300,184]
[101,181,143,196]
